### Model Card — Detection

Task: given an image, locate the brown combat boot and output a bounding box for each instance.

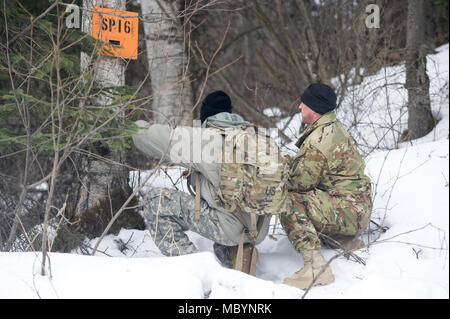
[230,243,258,276]
[283,250,335,290]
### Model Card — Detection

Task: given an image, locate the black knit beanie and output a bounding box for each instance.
[200,91,232,123]
[301,83,337,115]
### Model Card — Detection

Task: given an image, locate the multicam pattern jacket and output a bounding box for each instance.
[288,111,372,205]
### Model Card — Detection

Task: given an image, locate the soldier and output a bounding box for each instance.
[132,91,271,274]
[281,83,373,289]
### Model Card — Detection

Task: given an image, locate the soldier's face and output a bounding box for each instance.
[299,102,319,124]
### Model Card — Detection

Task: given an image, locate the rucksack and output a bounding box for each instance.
[190,122,291,275]
[214,124,291,275]
[213,124,291,218]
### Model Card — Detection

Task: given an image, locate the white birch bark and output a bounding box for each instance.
[75,0,129,217]
[81,0,126,102]
[141,0,193,126]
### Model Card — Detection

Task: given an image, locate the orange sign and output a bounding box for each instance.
[91,7,139,60]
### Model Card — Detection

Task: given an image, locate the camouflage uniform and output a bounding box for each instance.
[280,111,372,252]
[142,187,236,257]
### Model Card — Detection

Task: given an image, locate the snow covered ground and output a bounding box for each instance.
[0,45,448,299]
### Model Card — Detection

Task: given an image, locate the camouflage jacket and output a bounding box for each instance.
[288,111,372,204]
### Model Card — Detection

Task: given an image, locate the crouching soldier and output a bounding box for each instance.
[132,91,271,275]
[281,83,373,289]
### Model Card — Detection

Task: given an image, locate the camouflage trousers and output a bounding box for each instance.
[142,187,236,262]
[280,190,371,252]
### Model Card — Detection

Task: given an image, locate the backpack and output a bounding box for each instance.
[213,124,291,219]
[189,122,291,275]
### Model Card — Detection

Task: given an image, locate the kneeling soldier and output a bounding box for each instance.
[282,83,373,289]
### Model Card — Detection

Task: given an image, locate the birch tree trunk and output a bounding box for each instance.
[66,0,141,239]
[141,0,193,126]
[405,0,435,140]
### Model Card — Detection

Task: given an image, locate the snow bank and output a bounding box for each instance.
[0,249,301,299]
[1,137,447,299]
